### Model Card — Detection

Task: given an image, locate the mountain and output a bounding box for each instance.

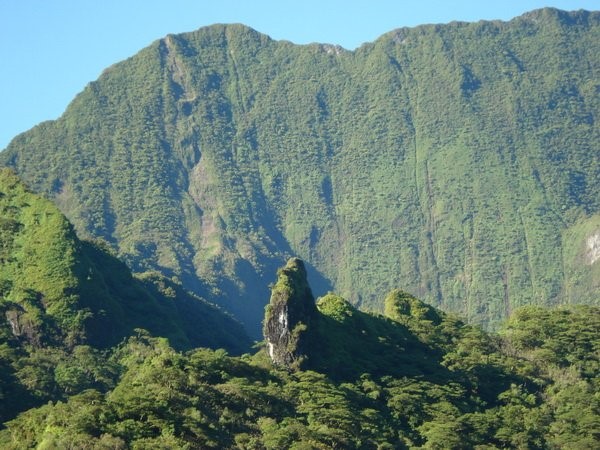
[0,168,250,350]
[1,8,599,335]
[1,258,598,448]
[0,168,251,421]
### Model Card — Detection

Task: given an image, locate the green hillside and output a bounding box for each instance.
[2,8,599,334]
[0,169,250,421]
[1,259,598,449]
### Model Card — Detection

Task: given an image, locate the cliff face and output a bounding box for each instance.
[263,258,317,368]
[2,10,599,334]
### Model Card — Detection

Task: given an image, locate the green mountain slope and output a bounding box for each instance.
[2,8,599,334]
[1,259,598,448]
[0,168,250,421]
[0,167,249,353]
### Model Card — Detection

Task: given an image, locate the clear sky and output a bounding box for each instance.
[1,0,597,150]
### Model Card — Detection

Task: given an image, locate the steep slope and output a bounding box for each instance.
[263,258,317,368]
[1,260,597,448]
[0,169,250,352]
[263,259,499,384]
[2,8,599,333]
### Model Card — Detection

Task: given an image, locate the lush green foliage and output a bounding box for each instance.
[1,9,598,447]
[0,206,597,447]
[1,291,597,449]
[0,170,250,422]
[2,9,599,336]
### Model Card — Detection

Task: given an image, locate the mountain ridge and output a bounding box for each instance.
[0,168,250,352]
[1,7,599,335]
[1,256,598,448]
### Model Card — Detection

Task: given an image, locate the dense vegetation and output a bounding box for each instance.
[0,169,250,424]
[1,8,599,335]
[0,255,598,449]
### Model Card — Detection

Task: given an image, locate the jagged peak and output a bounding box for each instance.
[262,258,316,369]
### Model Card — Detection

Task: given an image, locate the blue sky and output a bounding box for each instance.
[1,0,597,149]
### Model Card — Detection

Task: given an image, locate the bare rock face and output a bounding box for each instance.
[5,305,42,347]
[263,258,317,369]
[586,231,600,265]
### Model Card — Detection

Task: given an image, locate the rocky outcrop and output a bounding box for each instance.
[263,258,317,369]
[4,304,43,347]
[586,231,600,265]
